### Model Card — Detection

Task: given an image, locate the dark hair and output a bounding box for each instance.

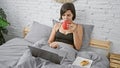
[59,3,76,20]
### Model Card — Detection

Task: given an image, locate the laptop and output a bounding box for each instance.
[28,46,65,64]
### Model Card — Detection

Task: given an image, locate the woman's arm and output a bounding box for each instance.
[48,23,60,47]
[73,24,83,50]
[48,23,57,44]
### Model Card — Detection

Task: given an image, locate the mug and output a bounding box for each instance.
[62,20,70,30]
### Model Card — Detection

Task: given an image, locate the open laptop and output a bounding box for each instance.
[28,46,65,64]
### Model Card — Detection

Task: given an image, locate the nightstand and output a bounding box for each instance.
[110,53,120,68]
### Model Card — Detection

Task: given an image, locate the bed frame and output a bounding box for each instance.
[90,39,111,57]
[23,27,111,57]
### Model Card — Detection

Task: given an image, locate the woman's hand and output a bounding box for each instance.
[68,23,77,32]
[49,42,59,48]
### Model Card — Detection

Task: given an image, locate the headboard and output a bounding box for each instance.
[90,39,111,57]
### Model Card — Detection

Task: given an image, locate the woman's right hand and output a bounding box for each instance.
[49,42,59,48]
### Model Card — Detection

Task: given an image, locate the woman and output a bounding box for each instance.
[48,3,83,51]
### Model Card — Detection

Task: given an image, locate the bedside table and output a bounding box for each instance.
[110,53,120,68]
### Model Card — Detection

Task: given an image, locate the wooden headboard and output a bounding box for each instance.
[90,39,110,51]
[90,39,111,57]
[23,26,111,57]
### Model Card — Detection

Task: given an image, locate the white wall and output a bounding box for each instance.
[0,0,120,54]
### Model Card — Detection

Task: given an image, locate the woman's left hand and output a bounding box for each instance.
[68,23,77,32]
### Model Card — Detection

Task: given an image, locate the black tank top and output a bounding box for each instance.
[55,30,74,45]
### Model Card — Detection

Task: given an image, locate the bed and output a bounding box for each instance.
[0,21,110,68]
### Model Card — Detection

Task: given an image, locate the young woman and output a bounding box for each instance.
[48,3,83,51]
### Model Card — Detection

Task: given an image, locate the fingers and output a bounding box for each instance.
[68,24,77,32]
[50,42,58,48]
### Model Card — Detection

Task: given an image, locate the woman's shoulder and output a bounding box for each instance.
[73,23,83,28]
[78,24,82,28]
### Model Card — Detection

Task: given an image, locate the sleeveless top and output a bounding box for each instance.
[55,29,74,45]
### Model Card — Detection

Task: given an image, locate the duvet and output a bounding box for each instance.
[0,38,109,68]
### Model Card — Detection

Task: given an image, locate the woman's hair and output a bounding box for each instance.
[59,3,76,20]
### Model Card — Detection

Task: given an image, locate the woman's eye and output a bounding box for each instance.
[67,15,70,16]
[62,14,71,17]
[67,14,71,17]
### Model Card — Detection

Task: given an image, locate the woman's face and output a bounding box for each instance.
[62,10,73,21]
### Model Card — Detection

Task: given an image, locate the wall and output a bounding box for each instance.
[0,0,120,54]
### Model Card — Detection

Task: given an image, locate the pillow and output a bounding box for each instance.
[25,21,52,43]
[52,19,94,49]
[28,45,67,64]
[80,24,94,49]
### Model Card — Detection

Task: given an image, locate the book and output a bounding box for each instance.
[72,56,93,68]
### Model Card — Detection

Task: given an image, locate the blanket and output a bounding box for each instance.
[0,38,32,68]
[15,40,109,68]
